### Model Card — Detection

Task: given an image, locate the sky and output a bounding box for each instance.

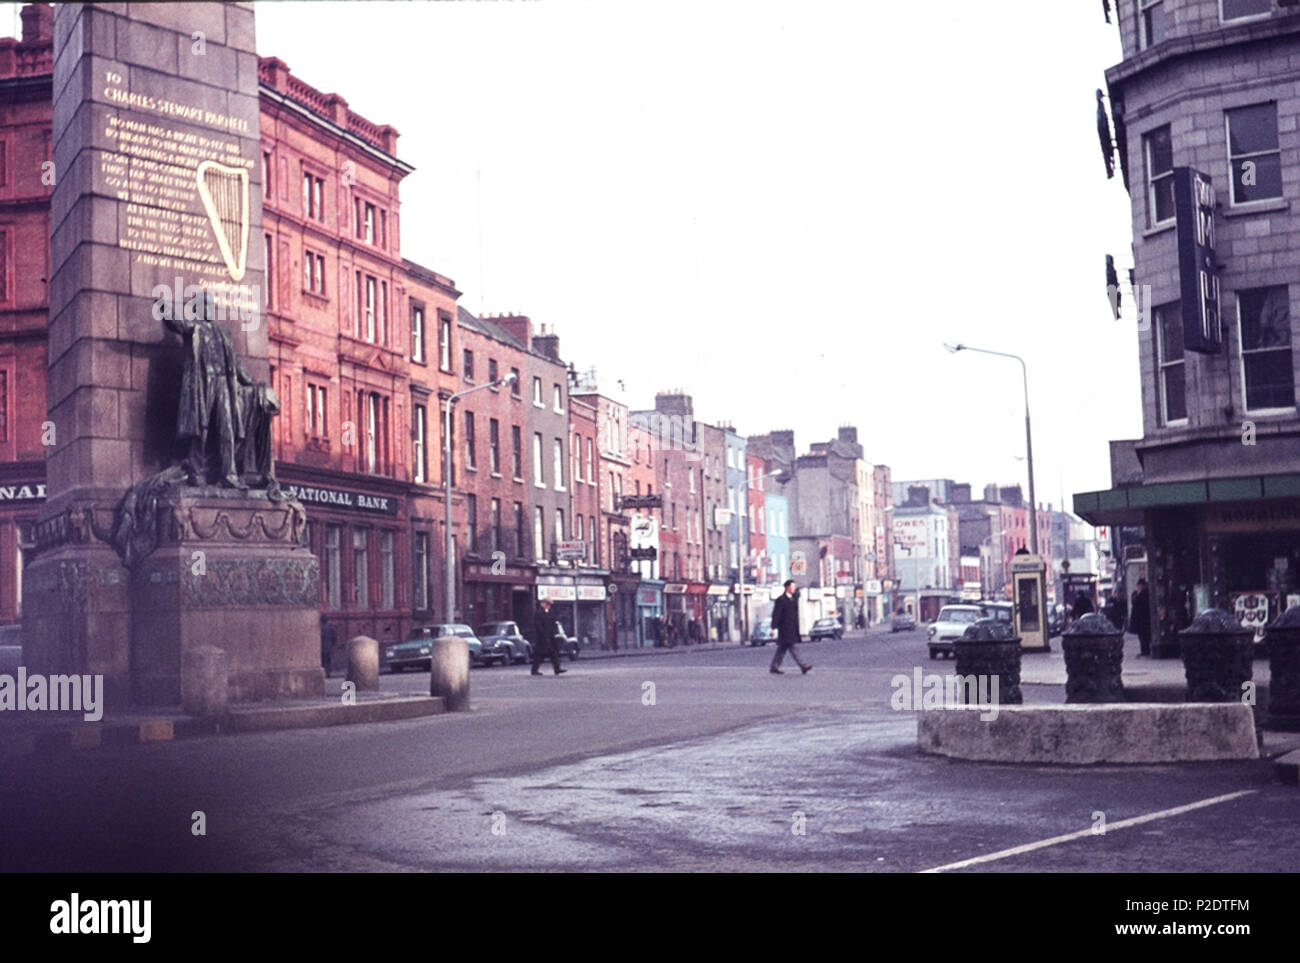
[6,0,1139,512]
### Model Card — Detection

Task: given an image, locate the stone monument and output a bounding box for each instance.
[22,2,323,705]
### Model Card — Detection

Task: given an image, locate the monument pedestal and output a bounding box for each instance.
[128,489,322,705]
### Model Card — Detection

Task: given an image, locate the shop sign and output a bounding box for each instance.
[577,585,607,602]
[1231,591,1274,643]
[1205,501,1300,533]
[537,585,576,602]
[283,483,399,515]
[637,588,660,606]
[0,483,45,502]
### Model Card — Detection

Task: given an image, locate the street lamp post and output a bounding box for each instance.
[443,372,516,624]
[944,342,1039,555]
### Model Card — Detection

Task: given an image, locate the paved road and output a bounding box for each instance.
[1,627,1294,872]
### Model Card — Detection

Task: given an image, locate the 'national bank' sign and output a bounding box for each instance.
[282,483,398,515]
[1174,167,1220,353]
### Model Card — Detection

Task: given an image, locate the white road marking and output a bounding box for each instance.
[920,789,1258,873]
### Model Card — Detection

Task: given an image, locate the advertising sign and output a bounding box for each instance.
[556,540,586,560]
[1231,591,1274,643]
[1174,167,1220,353]
[892,517,929,554]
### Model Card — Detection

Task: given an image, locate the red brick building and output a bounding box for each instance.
[0,5,54,626]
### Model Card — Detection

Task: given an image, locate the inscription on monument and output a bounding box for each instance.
[99,69,255,297]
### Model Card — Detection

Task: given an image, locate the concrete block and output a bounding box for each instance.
[181,644,228,717]
[430,635,470,711]
[346,636,379,692]
[917,702,1259,764]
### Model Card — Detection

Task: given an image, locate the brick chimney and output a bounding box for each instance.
[908,485,930,507]
[492,314,532,351]
[984,483,999,503]
[837,426,857,444]
[533,325,561,362]
[951,482,971,503]
[21,3,53,43]
[655,391,693,417]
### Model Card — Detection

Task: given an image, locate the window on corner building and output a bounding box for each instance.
[411,304,425,362]
[364,202,375,244]
[463,348,474,381]
[1143,125,1174,227]
[1156,301,1186,425]
[439,314,452,371]
[1237,286,1296,411]
[1222,0,1271,22]
[302,170,324,221]
[1139,0,1164,50]
[1227,103,1282,205]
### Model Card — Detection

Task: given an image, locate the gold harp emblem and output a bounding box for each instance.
[196,160,250,282]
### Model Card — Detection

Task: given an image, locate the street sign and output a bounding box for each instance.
[791,552,807,576]
[556,540,586,560]
[619,494,663,510]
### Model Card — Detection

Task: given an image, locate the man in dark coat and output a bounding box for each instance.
[769,579,811,675]
[1130,578,1152,656]
[530,598,566,676]
[1071,591,1095,622]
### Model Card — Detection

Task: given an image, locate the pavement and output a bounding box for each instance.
[3,625,1297,873]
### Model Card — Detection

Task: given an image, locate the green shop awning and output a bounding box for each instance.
[1073,472,1300,525]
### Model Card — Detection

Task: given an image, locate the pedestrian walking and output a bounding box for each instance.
[1130,578,1152,656]
[530,598,567,676]
[1071,591,1095,622]
[769,579,811,675]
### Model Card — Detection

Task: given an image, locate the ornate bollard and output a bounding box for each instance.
[1179,608,1253,702]
[1266,605,1300,731]
[954,618,1022,705]
[347,636,380,692]
[430,635,470,711]
[1062,612,1126,703]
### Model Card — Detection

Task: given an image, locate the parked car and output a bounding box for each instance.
[476,621,532,665]
[926,604,983,660]
[1048,604,1065,638]
[384,623,483,672]
[750,617,776,646]
[890,610,917,633]
[808,617,843,641]
[553,628,581,661]
[978,601,1014,626]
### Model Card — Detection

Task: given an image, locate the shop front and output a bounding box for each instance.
[706,583,732,641]
[462,559,536,630]
[1075,474,1300,656]
[610,572,640,650]
[537,568,609,649]
[635,580,663,647]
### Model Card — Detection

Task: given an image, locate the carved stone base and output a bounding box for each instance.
[128,490,323,705]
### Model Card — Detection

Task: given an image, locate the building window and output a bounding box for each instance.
[1139,0,1164,50]
[263,234,273,308]
[380,531,395,609]
[414,404,427,483]
[306,384,327,437]
[490,498,502,552]
[1221,0,1271,22]
[533,376,543,406]
[302,170,324,220]
[263,151,273,199]
[1144,125,1174,228]
[411,304,425,362]
[367,393,379,472]
[464,410,476,470]
[1238,286,1295,411]
[533,432,545,486]
[303,248,326,295]
[1156,301,1186,425]
[590,516,598,564]
[488,358,498,386]
[364,276,376,342]
[463,348,474,381]
[325,524,342,609]
[380,210,387,249]
[553,437,565,491]
[353,528,369,607]
[510,368,521,397]
[514,501,525,557]
[555,508,566,547]
[380,281,388,344]
[489,418,500,474]
[511,425,523,480]
[466,493,478,554]
[576,514,584,541]
[439,314,452,371]
[414,532,430,611]
[1227,103,1282,205]
[534,506,546,561]
[586,438,594,483]
[364,202,375,244]
[553,383,563,413]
